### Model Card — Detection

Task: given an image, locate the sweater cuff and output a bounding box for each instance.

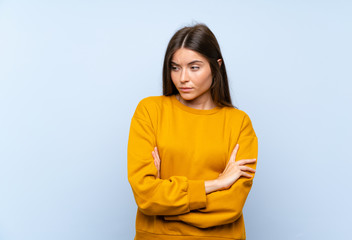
[164,215,178,221]
[188,179,206,210]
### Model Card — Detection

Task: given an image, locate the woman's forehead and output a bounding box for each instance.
[171,48,207,64]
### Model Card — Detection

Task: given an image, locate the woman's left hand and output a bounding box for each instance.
[151,146,161,178]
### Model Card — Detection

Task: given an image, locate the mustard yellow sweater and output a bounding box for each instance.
[127,94,258,240]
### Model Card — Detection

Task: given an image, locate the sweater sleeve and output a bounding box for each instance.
[127,99,207,216]
[164,113,258,228]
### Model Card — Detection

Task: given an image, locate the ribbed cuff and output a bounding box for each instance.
[187,180,206,210]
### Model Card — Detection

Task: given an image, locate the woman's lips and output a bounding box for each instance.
[180,88,192,92]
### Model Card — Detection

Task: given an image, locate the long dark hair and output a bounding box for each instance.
[162,23,235,108]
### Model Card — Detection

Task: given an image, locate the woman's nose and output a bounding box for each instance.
[180,69,189,83]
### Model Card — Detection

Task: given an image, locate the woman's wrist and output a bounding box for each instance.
[204,179,222,194]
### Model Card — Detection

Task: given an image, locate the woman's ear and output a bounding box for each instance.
[217,59,222,67]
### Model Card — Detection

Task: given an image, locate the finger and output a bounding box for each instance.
[241,171,254,178]
[223,157,234,174]
[222,160,230,174]
[239,166,256,173]
[154,158,159,168]
[230,144,239,161]
[152,151,160,168]
[152,149,160,166]
[154,147,161,161]
[155,164,160,178]
[153,159,158,168]
[152,151,159,166]
[224,144,240,173]
[155,155,160,168]
[154,147,161,168]
[152,152,158,164]
[236,158,256,165]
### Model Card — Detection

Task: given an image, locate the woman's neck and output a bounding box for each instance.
[176,93,217,110]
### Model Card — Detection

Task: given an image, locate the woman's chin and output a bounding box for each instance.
[179,94,195,101]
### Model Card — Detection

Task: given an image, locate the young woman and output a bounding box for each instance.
[127,23,258,240]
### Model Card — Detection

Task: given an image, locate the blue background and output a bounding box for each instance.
[0,0,351,239]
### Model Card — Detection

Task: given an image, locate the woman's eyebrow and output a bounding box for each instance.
[171,60,204,65]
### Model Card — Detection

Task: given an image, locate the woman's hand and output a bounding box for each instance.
[151,146,161,178]
[218,143,256,188]
[205,144,256,194]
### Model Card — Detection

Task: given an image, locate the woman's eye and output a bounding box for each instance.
[171,66,179,71]
[191,66,200,70]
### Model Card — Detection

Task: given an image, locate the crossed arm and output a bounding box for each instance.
[152,143,256,195]
[152,138,257,228]
[127,104,258,228]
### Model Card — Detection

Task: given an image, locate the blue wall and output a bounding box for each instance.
[0,0,351,239]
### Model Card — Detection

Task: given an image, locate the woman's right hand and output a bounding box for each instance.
[205,144,256,193]
[151,146,161,178]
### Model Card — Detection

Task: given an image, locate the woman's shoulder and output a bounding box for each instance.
[223,107,256,130]
[223,106,250,119]
[133,95,170,118]
[138,95,167,104]
[136,95,170,109]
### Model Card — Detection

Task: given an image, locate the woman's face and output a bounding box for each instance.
[170,48,213,102]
